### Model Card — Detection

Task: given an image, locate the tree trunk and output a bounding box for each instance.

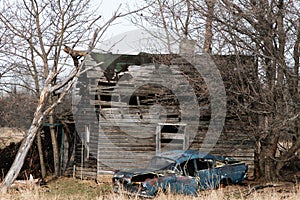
[157,0,172,53]
[49,97,60,177]
[203,0,215,53]
[258,133,279,182]
[37,130,46,179]
[0,82,51,193]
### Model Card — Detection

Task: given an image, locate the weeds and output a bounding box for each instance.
[0,177,299,200]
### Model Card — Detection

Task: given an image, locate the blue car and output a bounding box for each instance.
[113,150,248,197]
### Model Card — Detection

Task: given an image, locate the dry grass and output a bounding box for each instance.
[0,177,299,200]
[0,127,25,149]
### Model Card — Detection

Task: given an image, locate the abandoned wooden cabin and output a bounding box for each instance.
[70,52,257,180]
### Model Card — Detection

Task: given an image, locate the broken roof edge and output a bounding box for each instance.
[89,51,254,59]
[87,51,255,68]
[88,52,182,69]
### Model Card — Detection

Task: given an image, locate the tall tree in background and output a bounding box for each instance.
[0,0,96,177]
[211,0,300,181]
[135,0,299,181]
[133,0,204,53]
[0,0,133,192]
[0,0,101,178]
[193,0,300,181]
[203,0,215,53]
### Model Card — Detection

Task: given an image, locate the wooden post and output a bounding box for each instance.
[37,130,46,179]
[183,126,188,150]
[156,125,162,155]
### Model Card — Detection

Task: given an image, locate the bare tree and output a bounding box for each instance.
[200,0,300,181]
[203,0,215,53]
[134,0,300,181]
[0,0,101,177]
[0,0,141,192]
[132,0,204,53]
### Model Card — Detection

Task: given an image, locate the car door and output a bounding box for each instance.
[144,162,199,196]
[180,158,197,177]
[164,160,198,196]
[195,159,219,190]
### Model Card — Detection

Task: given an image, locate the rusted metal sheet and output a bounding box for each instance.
[143,174,198,197]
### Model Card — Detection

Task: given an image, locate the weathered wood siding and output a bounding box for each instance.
[72,53,256,179]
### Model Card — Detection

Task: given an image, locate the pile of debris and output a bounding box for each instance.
[0,127,54,181]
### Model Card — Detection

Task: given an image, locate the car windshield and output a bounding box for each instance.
[147,156,176,170]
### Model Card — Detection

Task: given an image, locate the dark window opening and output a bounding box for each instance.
[131,173,158,183]
[101,105,111,109]
[161,125,185,134]
[100,95,111,102]
[161,139,182,144]
[161,125,178,133]
[166,114,180,119]
[147,93,156,98]
[180,160,196,176]
[196,159,214,171]
[129,95,138,105]
[98,81,116,86]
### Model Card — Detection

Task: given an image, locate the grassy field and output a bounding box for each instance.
[0,177,299,200]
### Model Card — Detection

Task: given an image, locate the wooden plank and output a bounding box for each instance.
[98,163,149,169]
[87,71,103,78]
[161,133,184,140]
[97,158,153,164]
[156,125,161,154]
[97,133,154,139]
[158,122,187,126]
[99,119,143,123]
[97,153,154,159]
[98,146,152,153]
[97,142,155,147]
[97,154,155,160]
[90,100,127,107]
[99,127,155,133]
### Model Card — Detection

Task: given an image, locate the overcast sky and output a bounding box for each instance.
[90,0,167,54]
[93,0,140,39]
[90,1,180,55]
